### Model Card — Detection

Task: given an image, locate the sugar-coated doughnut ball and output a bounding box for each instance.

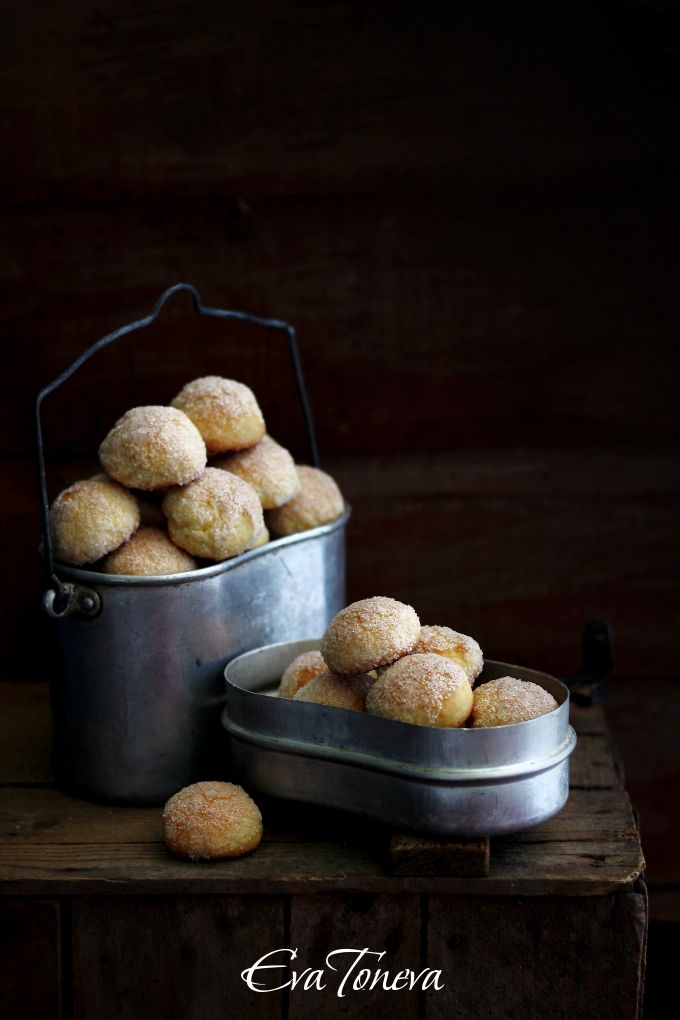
[171,376,265,454]
[50,478,140,566]
[367,653,473,727]
[102,527,196,576]
[99,406,207,491]
[266,465,344,537]
[414,626,483,684]
[293,671,374,712]
[279,650,328,699]
[250,525,270,549]
[213,435,300,510]
[321,596,420,676]
[163,781,262,861]
[471,677,559,727]
[91,472,166,528]
[162,467,265,560]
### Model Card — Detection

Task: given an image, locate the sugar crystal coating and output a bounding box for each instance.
[293,671,374,711]
[279,650,328,699]
[102,527,196,576]
[266,465,344,537]
[171,376,265,454]
[163,781,262,861]
[471,676,559,727]
[99,406,206,490]
[214,435,300,510]
[367,653,472,727]
[321,596,420,675]
[49,478,140,566]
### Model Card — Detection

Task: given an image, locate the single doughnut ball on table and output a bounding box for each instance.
[278,650,328,700]
[163,781,262,861]
[321,596,420,676]
[471,676,559,728]
[367,653,473,727]
[266,465,344,537]
[49,478,140,566]
[293,671,374,712]
[171,376,265,454]
[213,435,300,510]
[413,626,483,684]
[101,527,197,576]
[162,467,264,560]
[99,406,207,490]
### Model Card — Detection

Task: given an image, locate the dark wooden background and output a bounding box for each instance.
[1,0,679,933]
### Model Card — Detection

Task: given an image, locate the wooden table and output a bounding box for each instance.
[0,683,646,1019]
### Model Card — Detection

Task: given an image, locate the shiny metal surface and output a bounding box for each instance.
[223,639,577,837]
[49,511,348,804]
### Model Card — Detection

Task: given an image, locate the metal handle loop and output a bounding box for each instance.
[35,283,319,604]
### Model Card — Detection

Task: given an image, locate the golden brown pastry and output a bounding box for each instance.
[266,465,344,537]
[413,625,483,684]
[162,467,265,560]
[278,650,328,699]
[171,376,265,454]
[99,406,206,490]
[321,596,420,676]
[49,478,140,566]
[91,471,165,528]
[249,526,270,550]
[163,781,262,860]
[293,671,374,711]
[213,435,300,510]
[367,653,473,727]
[471,677,559,727]
[101,527,196,576]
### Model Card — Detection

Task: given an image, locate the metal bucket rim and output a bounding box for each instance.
[54,504,351,588]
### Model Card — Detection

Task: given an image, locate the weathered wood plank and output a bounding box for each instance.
[288,893,421,1017]
[389,833,489,878]
[569,734,620,789]
[0,898,61,1020]
[425,889,648,1019]
[0,788,643,897]
[72,895,283,1019]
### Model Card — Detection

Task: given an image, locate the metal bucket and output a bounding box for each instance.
[37,285,347,804]
[223,640,577,837]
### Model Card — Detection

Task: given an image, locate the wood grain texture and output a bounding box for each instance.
[288,893,421,1017]
[1,1,676,201]
[0,787,643,898]
[0,688,644,897]
[0,898,61,1020]
[4,192,679,461]
[389,834,490,878]
[425,889,648,1019]
[72,895,284,1020]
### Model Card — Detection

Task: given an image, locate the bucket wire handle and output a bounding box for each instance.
[35,283,320,615]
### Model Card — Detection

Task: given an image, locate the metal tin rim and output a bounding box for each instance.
[222,712,577,783]
[54,504,351,588]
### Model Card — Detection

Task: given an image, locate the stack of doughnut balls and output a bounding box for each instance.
[280,596,559,730]
[48,376,344,574]
[161,595,559,862]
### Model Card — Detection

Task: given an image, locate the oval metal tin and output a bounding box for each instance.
[223,638,577,837]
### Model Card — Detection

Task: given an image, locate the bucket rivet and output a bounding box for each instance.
[81,595,95,611]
